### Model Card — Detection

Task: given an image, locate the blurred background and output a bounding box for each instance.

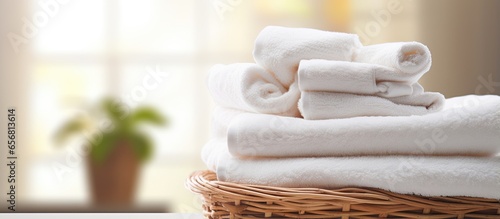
[1,0,499,213]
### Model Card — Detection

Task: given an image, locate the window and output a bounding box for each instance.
[24,0,357,212]
[27,0,213,211]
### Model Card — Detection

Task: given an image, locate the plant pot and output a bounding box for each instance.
[86,142,140,206]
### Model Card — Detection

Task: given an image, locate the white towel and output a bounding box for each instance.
[228,95,500,157]
[298,59,417,97]
[207,63,300,117]
[210,107,245,138]
[354,42,432,77]
[253,26,362,86]
[204,139,500,199]
[298,82,444,120]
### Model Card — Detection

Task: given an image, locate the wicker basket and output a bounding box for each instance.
[186,170,500,219]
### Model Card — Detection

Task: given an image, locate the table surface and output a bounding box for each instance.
[0,213,204,219]
[3,203,170,213]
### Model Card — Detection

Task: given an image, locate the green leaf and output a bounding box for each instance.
[53,116,88,145]
[101,98,129,123]
[90,133,118,164]
[127,107,167,128]
[129,133,153,162]
[56,98,167,164]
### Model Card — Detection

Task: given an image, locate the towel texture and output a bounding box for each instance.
[210,107,245,138]
[298,59,416,97]
[204,138,500,199]
[228,95,500,157]
[208,63,300,116]
[354,42,432,80]
[203,26,499,200]
[296,41,438,120]
[298,87,445,120]
[254,26,362,86]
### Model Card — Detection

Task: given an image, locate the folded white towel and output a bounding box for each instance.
[254,26,362,86]
[204,138,500,199]
[299,90,445,119]
[354,42,432,78]
[298,59,417,97]
[210,107,245,138]
[298,82,444,120]
[208,63,300,116]
[228,95,500,157]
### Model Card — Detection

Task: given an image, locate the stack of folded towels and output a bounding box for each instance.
[203,26,500,199]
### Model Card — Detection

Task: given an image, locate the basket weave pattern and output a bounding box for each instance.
[186,170,500,219]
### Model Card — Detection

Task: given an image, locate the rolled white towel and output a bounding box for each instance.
[354,41,432,78]
[228,95,500,158]
[207,63,301,117]
[254,26,362,86]
[299,89,445,120]
[298,59,416,97]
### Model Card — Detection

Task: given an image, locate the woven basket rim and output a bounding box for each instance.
[186,170,500,219]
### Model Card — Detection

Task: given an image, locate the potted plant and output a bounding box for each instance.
[54,98,167,206]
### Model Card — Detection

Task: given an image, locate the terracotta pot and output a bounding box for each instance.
[87,141,140,206]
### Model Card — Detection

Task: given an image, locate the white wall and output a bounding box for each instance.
[351,0,500,97]
[418,0,500,97]
[0,0,30,212]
